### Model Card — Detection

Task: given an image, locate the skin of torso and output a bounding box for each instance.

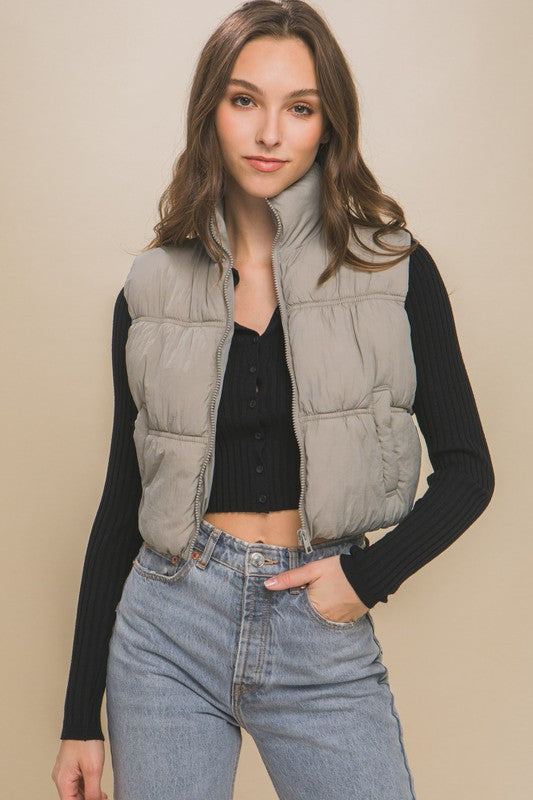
[202,258,328,547]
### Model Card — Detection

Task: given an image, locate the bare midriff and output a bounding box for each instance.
[202,509,328,547]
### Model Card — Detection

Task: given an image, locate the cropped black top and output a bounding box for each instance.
[206,267,301,512]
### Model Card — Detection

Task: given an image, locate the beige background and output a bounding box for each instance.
[1,1,531,797]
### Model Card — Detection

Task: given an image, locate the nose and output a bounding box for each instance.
[257,115,282,148]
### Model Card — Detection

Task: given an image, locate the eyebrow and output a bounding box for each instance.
[227,78,320,100]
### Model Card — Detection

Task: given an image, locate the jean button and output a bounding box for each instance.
[250,552,266,567]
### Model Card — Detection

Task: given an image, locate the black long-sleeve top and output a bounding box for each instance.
[60,242,495,741]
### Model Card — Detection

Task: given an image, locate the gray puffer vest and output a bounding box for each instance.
[123,161,421,560]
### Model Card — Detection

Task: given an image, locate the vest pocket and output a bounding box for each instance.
[132,403,148,476]
[371,387,399,495]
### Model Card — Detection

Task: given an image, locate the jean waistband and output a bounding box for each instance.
[191,518,368,575]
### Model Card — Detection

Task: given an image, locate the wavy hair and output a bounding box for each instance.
[140,0,419,286]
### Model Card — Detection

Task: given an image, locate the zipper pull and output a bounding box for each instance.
[297,528,314,554]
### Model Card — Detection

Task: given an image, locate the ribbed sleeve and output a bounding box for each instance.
[60,290,142,740]
[339,243,495,608]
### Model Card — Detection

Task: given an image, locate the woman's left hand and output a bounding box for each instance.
[263,555,369,623]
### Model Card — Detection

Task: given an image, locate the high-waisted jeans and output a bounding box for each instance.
[106,518,417,799]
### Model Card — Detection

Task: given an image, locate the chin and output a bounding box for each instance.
[237,172,287,197]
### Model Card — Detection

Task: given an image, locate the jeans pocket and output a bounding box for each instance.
[302,586,368,630]
[132,542,194,584]
[300,535,369,630]
[366,610,384,657]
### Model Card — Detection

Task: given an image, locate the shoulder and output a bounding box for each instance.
[114,285,127,310]
[111,287,133,361]
[125,241,200,277]
[123,246,174,293]
[407,241,450,304]
[350,224,412,261]
[123,242,203,312]
[408,240,451,283]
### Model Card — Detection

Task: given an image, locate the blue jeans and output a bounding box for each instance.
[106,518,417,799]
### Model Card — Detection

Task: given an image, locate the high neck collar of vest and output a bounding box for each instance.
[209,160,323,258]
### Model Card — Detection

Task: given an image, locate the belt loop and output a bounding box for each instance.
[194,523,221,570]
[288,546,302,595]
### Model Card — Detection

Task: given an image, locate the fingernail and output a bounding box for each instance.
[264,578,278,587]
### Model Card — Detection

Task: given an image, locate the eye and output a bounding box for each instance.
[231,94,254,108]
[230,95,314,116]
[291,103,314,116]
[231,94,255,108]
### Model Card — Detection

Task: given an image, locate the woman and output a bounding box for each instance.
[52,2,495,799]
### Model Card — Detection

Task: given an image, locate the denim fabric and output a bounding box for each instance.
[106,519,417,799]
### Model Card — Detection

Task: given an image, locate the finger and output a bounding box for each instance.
[263,566,315,590]
[82,772,104,800]
[57,775,81,800]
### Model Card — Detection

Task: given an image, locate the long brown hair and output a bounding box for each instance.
[140,0,419,286]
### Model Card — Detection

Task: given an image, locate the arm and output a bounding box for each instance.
[339,243,495,608]
[60,288,142,740]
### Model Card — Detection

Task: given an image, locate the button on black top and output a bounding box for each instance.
[206,303,301,513]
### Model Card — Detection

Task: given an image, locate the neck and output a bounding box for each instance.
[210,161,323,261]
[222,182,276,268]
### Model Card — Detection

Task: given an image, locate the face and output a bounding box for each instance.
[214,36,329,199]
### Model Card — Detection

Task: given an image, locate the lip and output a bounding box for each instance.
[244,156,288,173]
[245,155,286,162]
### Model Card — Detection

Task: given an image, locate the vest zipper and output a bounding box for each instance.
[185,217,233,562]
[265,198,313,554]
[193,205,314,557]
